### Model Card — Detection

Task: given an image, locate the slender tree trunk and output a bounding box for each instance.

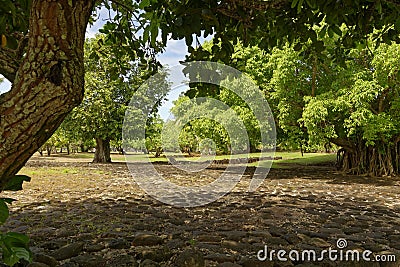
[80,144,87,153]
[0,0,95,188]
[311,56,317,97]
[93,138,112,163]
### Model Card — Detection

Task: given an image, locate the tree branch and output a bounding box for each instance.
[330,137,356,152]
[216,0,288,26]
[0,47,19,83]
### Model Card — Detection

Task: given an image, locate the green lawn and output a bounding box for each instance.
[51,151,336,168]
[258,152,336,169]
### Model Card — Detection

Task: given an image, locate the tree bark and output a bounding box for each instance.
[93,138,112,163]
[335,140,400,176]
[0,0,95,188]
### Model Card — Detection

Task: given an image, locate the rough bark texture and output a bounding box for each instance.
[336,139,400,176]
[93,138,112,163]
[0,0,95,188]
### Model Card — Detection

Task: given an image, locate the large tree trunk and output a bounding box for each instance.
[336,140,400,176]
[93,138,112,163]
[0,0,95,188]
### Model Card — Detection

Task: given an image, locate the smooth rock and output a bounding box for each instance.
[132,234,163,246]
[240,258,273,267]
[50,242,84,261]
[84,243,105,252]
[139,259,159,267]
[166,239,185,249]
[223,231,248,242]
[175,249,205,267]
[204,253,235,263]
[27,263,49,267]
[140,246,172,262]
[196,235,221,243]
[41,240,68,250]
[70,254,106,267]
[308,237,331,248]
[107,238,131,249]
[34,253,58,267]
[107,254,138,267]
[217,263,241,267]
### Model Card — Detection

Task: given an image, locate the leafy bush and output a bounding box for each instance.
[0,175,32,266]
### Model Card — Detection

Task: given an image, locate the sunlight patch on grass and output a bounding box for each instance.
[253,152,336,169]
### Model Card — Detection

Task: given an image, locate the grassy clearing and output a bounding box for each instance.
[243,152,336,169]
[20,166,108,177]
[37,151,336,168]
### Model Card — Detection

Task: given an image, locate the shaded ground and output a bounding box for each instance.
[1,157,400,267]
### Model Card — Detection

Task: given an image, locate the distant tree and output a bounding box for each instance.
[303,42,400,175]
[68,35,150,163]
[145,116,164,157]
[169,94,254,155]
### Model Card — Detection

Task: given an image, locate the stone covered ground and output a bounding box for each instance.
[1,157,400,267]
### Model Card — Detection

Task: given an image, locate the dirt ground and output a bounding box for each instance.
[1,156,400,267]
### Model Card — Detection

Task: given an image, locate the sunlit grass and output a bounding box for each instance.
[256,152,336,169]
[31,151,336,168]
[20,166,108,177]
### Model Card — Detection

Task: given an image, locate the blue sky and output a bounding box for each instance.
[84,10,191,120]
[0,9,189,91]
[0,9,212,120]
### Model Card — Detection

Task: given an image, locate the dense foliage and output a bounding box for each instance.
[303,43,400,175]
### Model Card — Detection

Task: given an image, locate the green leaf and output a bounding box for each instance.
[376,0,382,14]
[291,0,299,9]
[139,0,151,9]
[150,25,158,45]
[297,0,304,14]
[0,198,16,204]
[0,200,9,224]
[3,175,31,191]
[330,25,342,36]
[5,232,30,245]
[143,26,150,42]
[305,0,317,9]
[395,18,400,31]
[12,247,31,261]
[1,232,32,266]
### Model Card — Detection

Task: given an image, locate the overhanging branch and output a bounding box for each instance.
[330,137,356,152]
